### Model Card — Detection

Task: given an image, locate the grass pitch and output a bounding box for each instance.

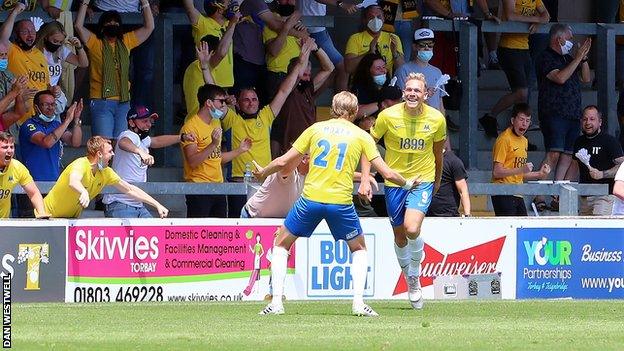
[11,300,624,350]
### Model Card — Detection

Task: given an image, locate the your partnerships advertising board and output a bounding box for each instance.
[65,219,295,303]
[0,223,67,302]
[516,227,624,299]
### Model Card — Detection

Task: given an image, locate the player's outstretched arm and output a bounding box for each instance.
[254,148,303,181]
[370,157,409,188]
[22,182,50,219]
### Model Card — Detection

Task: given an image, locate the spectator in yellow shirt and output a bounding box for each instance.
[0,131,48,218]
[345,4,404,75]
[74,0,154,140]
[0,3,50,124]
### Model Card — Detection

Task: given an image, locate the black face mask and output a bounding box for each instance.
[131,125,151,140]
[297,80,312,92]
[277,4,295,17]
[16,38,34,51]
[237,109,258,120]
[102,25,122,38]
[44,41,62,53]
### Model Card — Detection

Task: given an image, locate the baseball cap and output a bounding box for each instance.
[414,28,435,42]
[127,105,158,121]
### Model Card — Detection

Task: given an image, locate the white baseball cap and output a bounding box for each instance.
[413,28,435,42]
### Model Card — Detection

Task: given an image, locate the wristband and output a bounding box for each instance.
[75,46,83,50]
[402,179,413,190]
[180,133,185,142]
[336,0,343,7]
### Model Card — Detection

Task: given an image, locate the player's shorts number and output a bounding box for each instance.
[313,139,348,170]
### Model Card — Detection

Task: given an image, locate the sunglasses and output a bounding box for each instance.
[416,42,435,49]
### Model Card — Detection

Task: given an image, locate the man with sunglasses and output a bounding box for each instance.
[180,83,252,218]
[394,29,458,131]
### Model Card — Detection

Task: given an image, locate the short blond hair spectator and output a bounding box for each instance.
[86,136,111,157]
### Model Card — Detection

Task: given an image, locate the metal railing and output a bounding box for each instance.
[13,181,608,216]
[424,19,624,169]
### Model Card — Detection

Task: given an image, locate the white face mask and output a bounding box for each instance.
[560,40,573,55]
[97,156,105,170]
[367,17,383,33]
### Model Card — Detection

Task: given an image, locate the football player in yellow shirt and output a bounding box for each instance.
[255,91,418,317]
[360,73,446,310]
[0,132,48,218]
[43,136,169,218]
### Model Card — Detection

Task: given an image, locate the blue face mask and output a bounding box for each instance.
[0,59,7,71]
[417,50,433,62]
[38,113,55,123]
[210,107,225,120]
[373,74,386,86]
[97,157,105,170]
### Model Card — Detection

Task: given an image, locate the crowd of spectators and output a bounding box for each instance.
[0,0,624,219]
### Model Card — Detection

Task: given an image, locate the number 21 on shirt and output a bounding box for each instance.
[313,139,348,171]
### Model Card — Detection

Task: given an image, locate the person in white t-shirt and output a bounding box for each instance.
[35,21,88,87]
[103,105,196,218]
[241,155,309,218]
[612,163,624,215]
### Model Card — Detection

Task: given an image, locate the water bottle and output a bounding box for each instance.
[244,163,254,199]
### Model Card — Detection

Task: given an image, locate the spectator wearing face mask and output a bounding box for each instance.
[345,4,404,75]
[532,24,591,212]
[17,91,83,217]
[75,1,154,140]
[103,105,196,218]
[394,29,444,114]
[180,83,252,218]
[19,91,83,182]
[349,53,389,120]
[0,3,51,125]
[35,21,89,91]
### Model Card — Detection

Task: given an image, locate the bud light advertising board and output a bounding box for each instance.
[516,228,624,299]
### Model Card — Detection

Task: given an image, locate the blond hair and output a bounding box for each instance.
[86,136,111,157]
[404,72,428,89]
[35,21,66,52]
[331,91,358,119]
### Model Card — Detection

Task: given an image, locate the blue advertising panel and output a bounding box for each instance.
[517,228,624,299]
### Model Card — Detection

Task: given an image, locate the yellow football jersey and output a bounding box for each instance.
[292,118,380,205]
[491,127,528,185]
[371,102,446,186]
[192,16,234,88]
[345,31,403,73]
[222,106,274,178]
[44,157,121,218]
[0,159,33,218]
[499,0,544,50]
[180,114,224,183]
